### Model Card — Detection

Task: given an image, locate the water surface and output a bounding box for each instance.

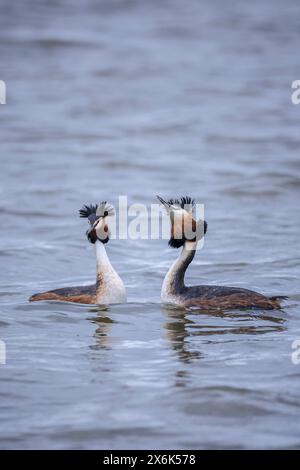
[0,0,300,449]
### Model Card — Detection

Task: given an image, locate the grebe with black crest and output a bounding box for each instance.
[157,195,284,310]
[29,202,127,305]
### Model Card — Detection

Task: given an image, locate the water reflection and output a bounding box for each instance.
[161,306,203,363]
[162,304,286,363]
[86,303,286,364]
[87,305,115,350]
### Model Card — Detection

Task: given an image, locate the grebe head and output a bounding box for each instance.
[157,195,207,248]
[79,201,115,244]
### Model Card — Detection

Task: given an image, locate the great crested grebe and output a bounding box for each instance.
[157,196,283,310]
[29,202,127,305]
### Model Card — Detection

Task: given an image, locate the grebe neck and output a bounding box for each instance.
[95,241,112,270]
[95,241,127,304]
[161,241,197,302]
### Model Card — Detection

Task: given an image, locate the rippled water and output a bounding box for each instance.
[1,0,300,449]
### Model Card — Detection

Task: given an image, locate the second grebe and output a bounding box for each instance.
[29,202,127,305]
[157,196,283,310]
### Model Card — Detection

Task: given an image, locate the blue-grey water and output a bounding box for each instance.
[0,0,300,449]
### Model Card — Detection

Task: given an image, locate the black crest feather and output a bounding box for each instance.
[167,196,195,210]
[79,204,98,218]
[180,196,195,208]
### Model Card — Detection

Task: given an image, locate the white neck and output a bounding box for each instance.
[96,241,112,271]
[161,241,197,303]
[95,241,127,304]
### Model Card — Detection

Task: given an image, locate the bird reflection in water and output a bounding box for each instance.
[86,304,286,364]
[162,305,203,364]
[162,304,286,364]
[87,305,116,350]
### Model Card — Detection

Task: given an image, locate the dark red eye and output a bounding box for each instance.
[104,211,108,217]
